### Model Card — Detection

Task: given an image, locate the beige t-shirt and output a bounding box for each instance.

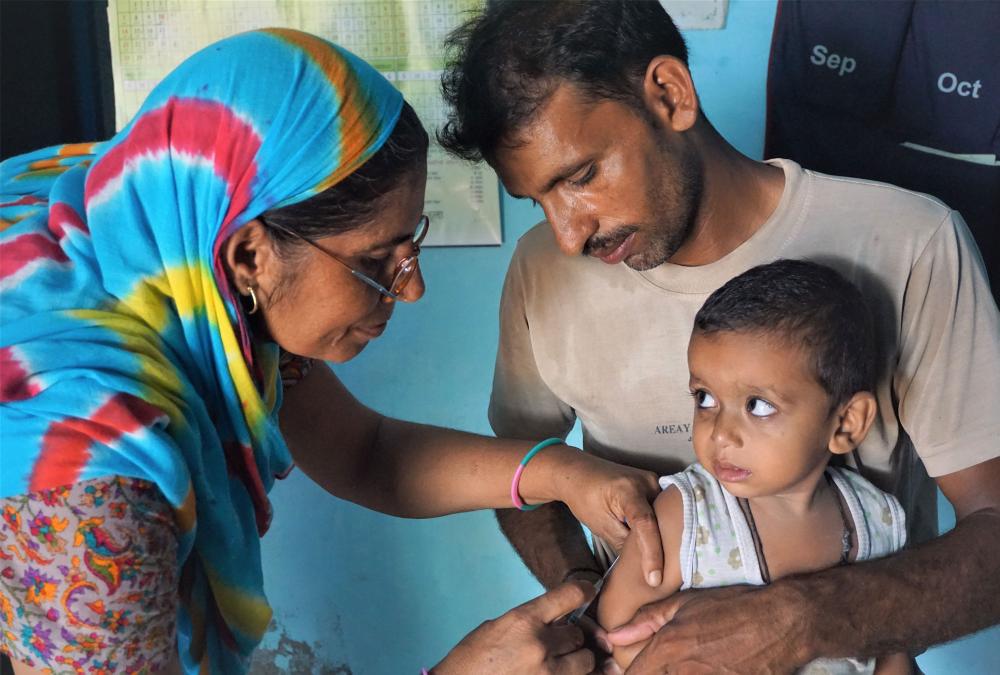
[490,159,1000,548]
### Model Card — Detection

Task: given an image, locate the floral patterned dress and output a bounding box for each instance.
[1,354,311,673]
[1,477,177,674]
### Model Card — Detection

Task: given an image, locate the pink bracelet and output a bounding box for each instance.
[510,437,564,510]
[421,669,430,675]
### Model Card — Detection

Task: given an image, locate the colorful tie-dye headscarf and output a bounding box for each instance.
[0,29,403,672]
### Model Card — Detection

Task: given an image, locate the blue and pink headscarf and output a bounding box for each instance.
[0,29,403,672]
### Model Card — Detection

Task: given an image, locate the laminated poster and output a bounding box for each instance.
[107,0,502,247]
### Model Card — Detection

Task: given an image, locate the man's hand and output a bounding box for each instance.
[556,453,664,586]
[606,584,813,674]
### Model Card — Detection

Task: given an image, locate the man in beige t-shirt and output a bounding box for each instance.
[493,157,990,563]
[439,2,1000,673]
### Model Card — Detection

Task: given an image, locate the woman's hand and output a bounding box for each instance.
[432,581,598,675]
[550,451,664,586]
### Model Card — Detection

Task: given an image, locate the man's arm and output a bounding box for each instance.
[611,457,1000,674]
[490,240,617,589]
[496,502,602,589]
[804,458,1000,654]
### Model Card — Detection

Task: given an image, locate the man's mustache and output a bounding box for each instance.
[584,225,639,257]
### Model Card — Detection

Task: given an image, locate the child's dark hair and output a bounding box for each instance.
[693,259,877,406]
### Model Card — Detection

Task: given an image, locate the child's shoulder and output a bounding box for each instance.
[657,462,725,510]
[652,479,684,522]
[658,462,720,489]
[828,465,899,507]
[654,463,732,549]
[656,463,761,588]
[828,466,908,556]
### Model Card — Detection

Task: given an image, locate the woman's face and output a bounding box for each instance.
[251,171,427,362]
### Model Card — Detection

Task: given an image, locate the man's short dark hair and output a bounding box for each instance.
[439,0,688,163]
[693,259,878,406]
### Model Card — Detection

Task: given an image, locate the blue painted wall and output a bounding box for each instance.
[257,2,998,672]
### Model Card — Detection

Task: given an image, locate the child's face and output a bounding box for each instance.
[687,330,839,499]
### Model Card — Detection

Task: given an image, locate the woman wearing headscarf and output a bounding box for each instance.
[0,29,661,674]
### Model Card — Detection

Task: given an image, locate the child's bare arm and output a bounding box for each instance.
[597,485,685,669]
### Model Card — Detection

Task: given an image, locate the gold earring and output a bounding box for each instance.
[247,286,259,315]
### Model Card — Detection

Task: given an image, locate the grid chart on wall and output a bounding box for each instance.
[108,0,501,247]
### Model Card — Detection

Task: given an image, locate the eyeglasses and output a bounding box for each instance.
[262,215,429,302]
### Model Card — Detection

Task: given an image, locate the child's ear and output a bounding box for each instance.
[828,392,877,455]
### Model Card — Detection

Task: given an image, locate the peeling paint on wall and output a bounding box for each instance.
[250,626,352,675]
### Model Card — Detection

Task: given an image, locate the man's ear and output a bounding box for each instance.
[220,219,276,297]
[828,391,878,456]
[643,55,700,133]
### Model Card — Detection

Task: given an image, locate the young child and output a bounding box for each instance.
[597,259,910,674]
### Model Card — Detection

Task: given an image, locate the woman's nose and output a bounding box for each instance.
[396,265,425,303]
